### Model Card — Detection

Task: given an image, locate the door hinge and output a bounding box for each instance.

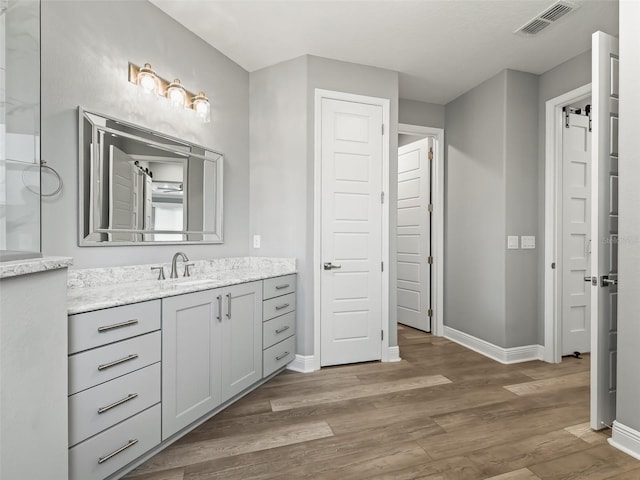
[427,256,433,264]
[428,149,434,161]
[381,191,384,204]
[381,124,384,135]
[381,329,384,341]
[381,261,384,272]
[428,203,433,213]
[428,308,433,317]
[551,262,556,270]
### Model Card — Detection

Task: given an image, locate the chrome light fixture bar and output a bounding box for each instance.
[128,62,210,123]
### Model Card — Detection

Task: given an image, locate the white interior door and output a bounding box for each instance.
[320,97,383,367]
[591,31,619,431]
[562,113,591,356]
[397,138,431,332]
[109,145,137,241]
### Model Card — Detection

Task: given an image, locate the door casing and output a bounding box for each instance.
[313,89,391,371]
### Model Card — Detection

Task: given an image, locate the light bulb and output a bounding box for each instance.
[137,63,158,95]
[167,79,187,109]
[193,92,211,123]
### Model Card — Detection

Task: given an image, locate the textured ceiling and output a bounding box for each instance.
[150,0,618,104]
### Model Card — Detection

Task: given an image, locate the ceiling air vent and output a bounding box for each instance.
[515,1,579,37]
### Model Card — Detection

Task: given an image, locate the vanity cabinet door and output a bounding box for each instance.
[220,281,263,402]
[162,289,222,440]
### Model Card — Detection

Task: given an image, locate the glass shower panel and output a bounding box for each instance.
[0,0,41,259]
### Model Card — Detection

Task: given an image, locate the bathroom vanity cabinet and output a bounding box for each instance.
[162,281,262,439]
[66,271,296,480]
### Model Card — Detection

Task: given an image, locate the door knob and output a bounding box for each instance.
[323,262,342,270]
[601,275,618,287]
[584,276,597,286]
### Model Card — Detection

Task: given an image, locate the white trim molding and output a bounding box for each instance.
[287,355,317,373]
[544,83,592,363]
[444,326,544,364]
[313,89,391,370]
[610,421,640,461]
[388,346,401,362]
[398,123,445,338]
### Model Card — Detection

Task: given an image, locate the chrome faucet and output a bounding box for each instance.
[170,252,190,279]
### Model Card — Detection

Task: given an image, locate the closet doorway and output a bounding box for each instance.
[397,124,444,336]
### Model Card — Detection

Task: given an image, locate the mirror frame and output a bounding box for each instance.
[78,107,224,246]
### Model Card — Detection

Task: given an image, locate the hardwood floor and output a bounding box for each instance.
[126,326,640,480]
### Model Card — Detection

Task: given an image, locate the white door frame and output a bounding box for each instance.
[398,123,445,337]
[313,89,390,371]
[544,83,592,363]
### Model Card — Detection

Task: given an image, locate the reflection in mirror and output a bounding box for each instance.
[79,108,223,245]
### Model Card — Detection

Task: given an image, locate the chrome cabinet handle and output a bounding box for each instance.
[98,439,138,464]
[97,354,139,371]
[276,351,290,361]
[97,393,138,414]
[97,319,138,333]
[275,303,290,311]
[275,284,290,290]
[226,293,232,319]
[323,262,342,270]
[217,294,222,322]
[275,325,290,334]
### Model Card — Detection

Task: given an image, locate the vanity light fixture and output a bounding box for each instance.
[192,92,211,123]
[136,63,159,95]
[128,62,211,122]
[167,79,188,109]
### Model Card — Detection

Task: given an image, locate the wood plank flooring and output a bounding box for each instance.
[126,326,640,480]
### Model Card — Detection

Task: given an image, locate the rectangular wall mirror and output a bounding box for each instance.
[79,108,223,245]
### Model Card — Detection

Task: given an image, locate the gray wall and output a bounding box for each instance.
[445,71,508,347]
[399,98,445,129]
[445,69,539,348]
[505,70,539,348]
[249,56,309,355]
[41,1,250,268]
[616,0,640,433]
[536,50,592,344]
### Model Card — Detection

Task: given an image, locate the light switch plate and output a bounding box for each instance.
[521,235,536,249]
[253,235,261,249]
[507,236,519,249]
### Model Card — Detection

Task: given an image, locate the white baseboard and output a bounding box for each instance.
[443,326,543,365]
[610,421,640,461]
[286,354,316,373]
[387,346,401,362]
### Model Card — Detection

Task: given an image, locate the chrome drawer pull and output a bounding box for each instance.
[275,284,290,290]
[275,303,290,311]
[217,294,222,322]
[275,325,290,334]
[97,439,138,464]
[97,319,138,333]
[276,351,290,361]
[97,354,139,371]
[226,293,232,319]
[97,393,139,414]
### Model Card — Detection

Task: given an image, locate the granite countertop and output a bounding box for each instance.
[67,257,296,315]
[0,256,73,279]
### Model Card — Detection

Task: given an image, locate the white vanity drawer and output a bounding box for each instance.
[69,331,161,395]
[69,300,160,354]
[263,274,296,300]
[263,311,295,350]
[69,363,160,447]
[263,335,295,377]
[263,293,295,321]
[69,404,160,480]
